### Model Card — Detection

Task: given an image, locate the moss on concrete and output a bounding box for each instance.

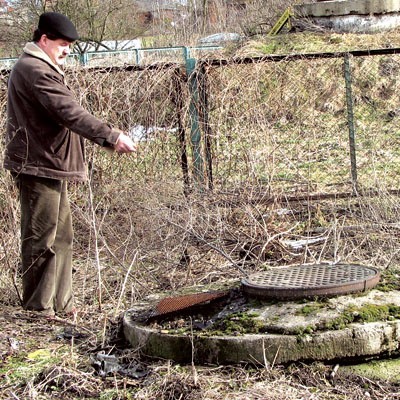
[296,302,326,316]
[210,311,265,335]
[344,358,400,383]
[376,269,400,292]
[325,303,400,330]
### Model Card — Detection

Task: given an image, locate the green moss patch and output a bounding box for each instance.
[207,311,265,336]
[296,302,326,317]
[376,269,400,292]
[344,358,400,383]
[0,349,63,387]
[325,303,400,330]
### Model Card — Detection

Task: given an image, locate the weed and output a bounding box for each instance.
[294,325,315,338]
[2,15,400,400]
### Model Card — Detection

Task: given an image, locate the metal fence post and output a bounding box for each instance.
[344,53,358,193]
[185,50,205,189]
[198,63,213,191]
[79,52,88,65]
[172,69,191,195]
[135,49,141,65]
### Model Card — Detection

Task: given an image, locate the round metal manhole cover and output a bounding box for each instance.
[241,263,380,300]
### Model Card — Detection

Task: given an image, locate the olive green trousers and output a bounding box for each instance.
[14,174,74,315]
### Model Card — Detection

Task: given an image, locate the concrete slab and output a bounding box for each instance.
[294,0,400,33]
[295,0,400,18]
[304,14,400,33]
[123,285,400,365]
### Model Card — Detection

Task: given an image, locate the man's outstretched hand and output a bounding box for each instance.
[114,133,136,153]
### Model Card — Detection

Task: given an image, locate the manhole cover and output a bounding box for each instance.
[241,263,380,300]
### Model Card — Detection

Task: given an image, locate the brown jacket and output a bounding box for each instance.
[4,42,120,181]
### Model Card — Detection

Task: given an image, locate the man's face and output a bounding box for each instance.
[39,36,73,65]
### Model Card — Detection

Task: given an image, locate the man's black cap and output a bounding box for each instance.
[38,12,79,42]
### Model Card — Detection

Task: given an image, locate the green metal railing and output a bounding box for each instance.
[0,45,222,69]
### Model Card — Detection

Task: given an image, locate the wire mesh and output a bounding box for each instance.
[2,48,400,304]
[198,51,400,195]
[349,54,400,189]
[204,56,349,193]
[64,64,188,187]
[3,49,400,196]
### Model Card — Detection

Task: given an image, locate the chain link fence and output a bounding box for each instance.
[2,47,400,303]
[3,48,400,199]
[197,50,400,197]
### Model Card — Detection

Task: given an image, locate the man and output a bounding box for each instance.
[4,12,136,318]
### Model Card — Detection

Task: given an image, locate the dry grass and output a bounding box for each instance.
[2,31,400,398]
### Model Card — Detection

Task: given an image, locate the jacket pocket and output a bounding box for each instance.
[44,129,70,160]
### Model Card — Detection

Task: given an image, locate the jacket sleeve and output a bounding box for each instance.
[31,69,120,147]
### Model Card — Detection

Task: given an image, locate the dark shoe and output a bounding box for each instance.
[25,309,56,321]
[57,307,78,322]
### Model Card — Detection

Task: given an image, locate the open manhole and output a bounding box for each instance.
[241,263,380,300]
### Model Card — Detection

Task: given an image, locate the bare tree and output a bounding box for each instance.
[1,0,146,56]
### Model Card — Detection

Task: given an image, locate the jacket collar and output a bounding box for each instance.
[23,42,65,76]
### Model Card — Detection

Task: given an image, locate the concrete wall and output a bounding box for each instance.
[295,0,400,18]
[294,0,400,33]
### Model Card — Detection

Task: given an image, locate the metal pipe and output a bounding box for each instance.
[198,64,213,190]
[186,56,205,189]
[172,70,191,195]
[344,53,358,194]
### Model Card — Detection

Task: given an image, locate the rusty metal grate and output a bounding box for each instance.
[241,263,380,300]
[152,290,230,317]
